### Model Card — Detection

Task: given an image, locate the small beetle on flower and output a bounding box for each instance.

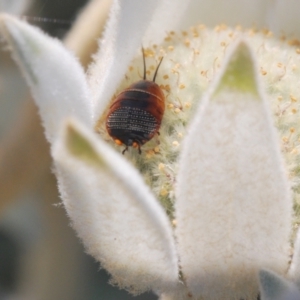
[104,49,165,154]
[1,0,300,299]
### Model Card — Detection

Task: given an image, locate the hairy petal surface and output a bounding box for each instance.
[181,0,270,30]
[88,0,159,121]
[0,0,30,15]
[175,41,292,300]
[259,269,300,300]
[53,118,179,294]
[0,15,92,143]
[289,228,300,287]
[267,0,300,38]
[143,0,191,44]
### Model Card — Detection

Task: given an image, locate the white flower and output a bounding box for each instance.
[1,1,300,299]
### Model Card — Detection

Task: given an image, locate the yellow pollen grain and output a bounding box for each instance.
[220,23,227,30]
[163,74,169,80]
[129,66,134,71]
[296,48,300,54]
[153,44,157,49]
[277,62,283,68]
[179,84,186,89]
[150,65,155,70]
[174,108,181,113]
[168,46,174,51]
[190,27,199,36]
[291,148,298,155]
[282,137,289,143]
[292,108,298,114]
[280,35,286,41]
[228,31,234,38]
[288,39,300,46]
[146,150,155,158]
[172,141,179,147]
[154,146,160,153]
[262,28,270,36]
[182,31,188,36]
[214,25,221,32]
[248,29,256,37]
[172,219,177,227]
[168,103,174,109]
[201,70,208,77]
[164,36,172,42]
[160,189,168,196]
[290,95,297,102]
[165,84,171,92]
[278,95,283,101]
[158,163,165,170]
[144,49,154,57]
[185,40,191,47]
[177,132,183,138]
[220,41,226,47]
[170,31,175,35]
[184,102,191,108]
[261,68,267,75]
[292,64,297,71]
[290,127,295,133]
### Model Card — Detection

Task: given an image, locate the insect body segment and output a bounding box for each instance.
[106,80,165,154]
[106,52,165,154]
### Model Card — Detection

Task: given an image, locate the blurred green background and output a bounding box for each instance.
[0,0,156,299]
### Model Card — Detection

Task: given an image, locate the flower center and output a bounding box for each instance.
[98,24,300,225]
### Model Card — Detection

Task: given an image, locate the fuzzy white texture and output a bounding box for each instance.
[174,42,292,300]
[180,0,300,39]
[289,228,300,287]
[259,269,300,300]
[143,0,191,43]
[0,0,30,15]
[53,118,179,294]
[181,0,271,30]
[0,1,299,299]
[88,0,166,121]
[266,0,300,38]
[0,15,92,143]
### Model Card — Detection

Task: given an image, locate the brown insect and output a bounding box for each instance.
[106,49,165,154]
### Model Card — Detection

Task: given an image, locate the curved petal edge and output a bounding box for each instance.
[52,117,179,294]
[175,40,292,300]
[0,14,92,142]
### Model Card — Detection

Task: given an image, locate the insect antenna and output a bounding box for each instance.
[153,56,164,82]
[142,47,147,80]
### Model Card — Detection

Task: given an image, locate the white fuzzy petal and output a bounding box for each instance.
[259,269,300,300]
[267,0,300,38]
[0,14,92,143]
[289,228,300,287]
[0,0,30,15]
[180,0,270,30]
[175,41,292,300]
[143,0,192,44]
[53,118,179,294]
[88,0,159,122]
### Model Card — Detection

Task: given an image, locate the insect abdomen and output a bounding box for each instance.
[106,81,165,148]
